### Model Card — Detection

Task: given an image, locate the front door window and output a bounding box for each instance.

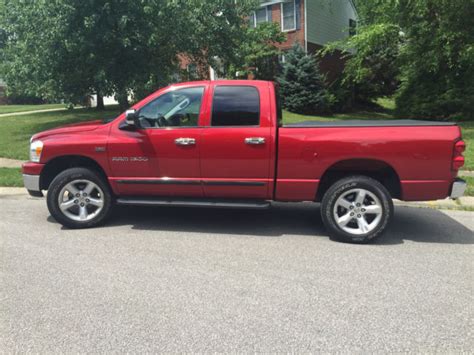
[138,87,204,128]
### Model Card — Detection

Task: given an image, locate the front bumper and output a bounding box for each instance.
[23,174,43,197]
[22,162,45,197]
[450,178,466,199]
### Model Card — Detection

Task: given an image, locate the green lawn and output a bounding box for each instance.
[0,103,471,169]
[465,176,474,197]
[0,168,23,187]
[0,107,120,160]
[459,121,474,170]
[282,97,396,124]
[0,104,66,115]
[283,109,397,124]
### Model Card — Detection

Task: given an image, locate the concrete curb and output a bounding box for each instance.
[0,187,30,198]
[394,197,474,211]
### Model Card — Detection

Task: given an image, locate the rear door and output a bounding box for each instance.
[199,83,275,199]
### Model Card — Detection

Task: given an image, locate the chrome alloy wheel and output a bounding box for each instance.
[333,188,383,235]
[58,179,104,222]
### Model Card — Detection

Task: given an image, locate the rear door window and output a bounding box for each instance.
[211,86,260,126]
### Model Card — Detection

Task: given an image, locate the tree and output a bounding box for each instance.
[395,0,474,119]
[329,0,474,119]
[0,0,259,110]
[277,44,330,114]
[0,0,180,110]
[323,23,402,104]
[174,0,258,80]
[352,0,400,26]
[228,22,286,80]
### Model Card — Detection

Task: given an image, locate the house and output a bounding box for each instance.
[184,0,357,81]
[247,0,358,81]
[93,1,357,107]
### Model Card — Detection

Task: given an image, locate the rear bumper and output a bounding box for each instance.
[450,178,466,199]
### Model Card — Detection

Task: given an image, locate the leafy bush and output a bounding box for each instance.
[333,0,474,120]
[322,23,401,107]
[394,0,474,120]
[6,95,45,105]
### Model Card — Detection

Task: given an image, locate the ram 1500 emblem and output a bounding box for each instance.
[111,157,149,162]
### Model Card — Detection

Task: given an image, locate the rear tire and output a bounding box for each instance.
[47,167,113,229]
[321,175,393,243]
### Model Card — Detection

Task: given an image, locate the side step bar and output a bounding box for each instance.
[116,197,271,209]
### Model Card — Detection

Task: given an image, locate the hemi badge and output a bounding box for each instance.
[95,146,106,152]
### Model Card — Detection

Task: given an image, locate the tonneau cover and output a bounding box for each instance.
[283,119,457,128]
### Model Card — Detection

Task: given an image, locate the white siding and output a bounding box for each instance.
[90,95,120,107]
[306,0,357,46]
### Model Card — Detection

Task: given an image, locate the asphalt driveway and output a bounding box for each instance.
[1,195,473,352]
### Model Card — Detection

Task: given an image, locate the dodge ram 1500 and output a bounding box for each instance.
[22,80,467,243]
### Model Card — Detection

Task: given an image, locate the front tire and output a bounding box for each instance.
[321,176,393,243]
[47,167,113,229]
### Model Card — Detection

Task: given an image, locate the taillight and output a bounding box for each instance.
[452,140,466,171]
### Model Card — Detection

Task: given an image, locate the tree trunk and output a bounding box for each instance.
[117,92,129,112]
[96,93,105,110]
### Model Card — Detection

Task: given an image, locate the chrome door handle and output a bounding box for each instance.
[175,137,196,146]
[245,137,266,145]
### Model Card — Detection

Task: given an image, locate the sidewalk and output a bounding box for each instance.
[0,158,25,168]
[0,107,72,118]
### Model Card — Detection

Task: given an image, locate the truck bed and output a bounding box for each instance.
[275,123,462,202]
[283,119,457,128]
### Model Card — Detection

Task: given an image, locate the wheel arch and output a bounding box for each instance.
[40,155,109,191]
[316,158,401,201]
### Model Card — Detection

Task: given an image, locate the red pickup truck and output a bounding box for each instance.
[22,80,466,243]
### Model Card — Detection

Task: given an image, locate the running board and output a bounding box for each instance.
[116,197,271,209]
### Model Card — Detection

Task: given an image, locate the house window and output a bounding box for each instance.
[281,0,296,32]
[349,19,357,36]
[187,63,198,80]
[251,7,269,27]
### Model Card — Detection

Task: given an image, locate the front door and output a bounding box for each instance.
[109,85,207,197]
[200,84,274,199]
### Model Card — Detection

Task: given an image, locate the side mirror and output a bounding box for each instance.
[125,109,138,127]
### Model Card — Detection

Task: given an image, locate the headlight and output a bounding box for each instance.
[30,140,43,162]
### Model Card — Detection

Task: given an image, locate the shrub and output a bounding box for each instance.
[277,44,330,114]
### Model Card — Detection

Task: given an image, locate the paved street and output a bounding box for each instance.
[1,194,473,352]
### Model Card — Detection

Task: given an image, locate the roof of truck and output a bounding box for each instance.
[171,80,272,87]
